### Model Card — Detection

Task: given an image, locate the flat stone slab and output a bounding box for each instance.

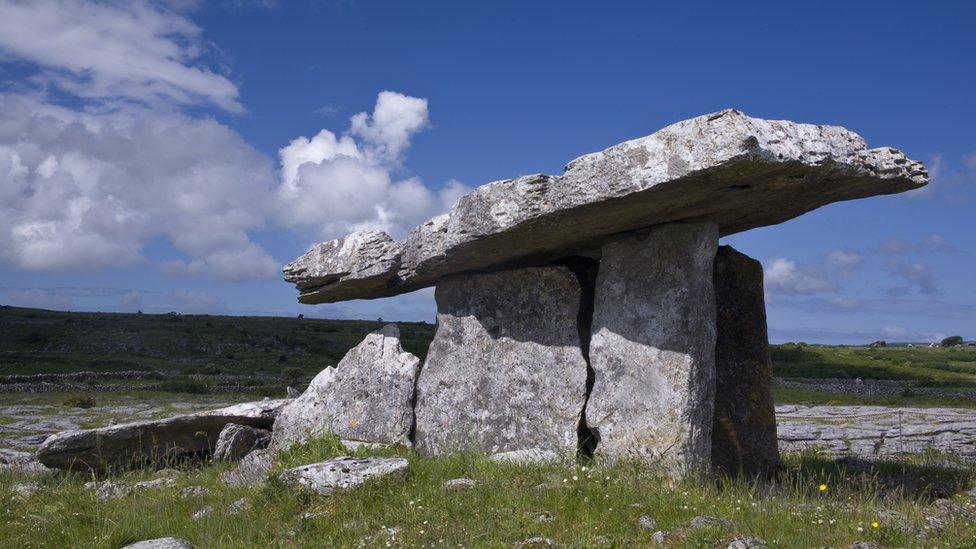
[36,399,287,472]
[121,538,193,549]
[776,405,976,459]
[285,109,926,303]
[278,456,409,496]
[413,266,587,457]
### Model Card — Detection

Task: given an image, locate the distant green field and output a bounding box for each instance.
[770,344,976,386]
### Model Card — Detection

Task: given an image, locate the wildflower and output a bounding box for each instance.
[818,483,828,492]
[871,521,879,529]
[572,475,578,481]
[857,526,863,532]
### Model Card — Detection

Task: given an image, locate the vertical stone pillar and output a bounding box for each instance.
[711,245,780,476]
[587,222,718,477]
[413,266,588,457]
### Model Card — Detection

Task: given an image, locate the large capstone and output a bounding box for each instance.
[587,223,718,476]
[285,110,926,304]
[413,266,587,457]
[271,324,420,450]
[36,400,286,472]
[711,246,780,476]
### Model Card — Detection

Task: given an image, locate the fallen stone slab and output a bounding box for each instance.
[36,399,287,472]
[413,267,587,457]
[285,109,926,304]
[213,423,270,462]
[711,245,779,476]
[278,456,409,496]
[587,223,718,476]
[121,538,192,549]
[271,324,420,450]
[0,448,50,476]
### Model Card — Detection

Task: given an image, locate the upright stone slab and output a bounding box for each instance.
[587,222,718,476]
[711,245,779,476]
[413,266,587,457]
[271,324,420,449]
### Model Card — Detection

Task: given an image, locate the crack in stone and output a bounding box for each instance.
[555,256,600,458]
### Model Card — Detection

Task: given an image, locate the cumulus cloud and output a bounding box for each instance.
[0,0,241,112]
[0,94,278,279]
[277,91,468,240]
[763,258,834,295]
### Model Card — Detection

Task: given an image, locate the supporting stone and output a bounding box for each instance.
[711,245,780,476]
[587,222,719,476]
[271,324,420,450]
[413,266,587,457]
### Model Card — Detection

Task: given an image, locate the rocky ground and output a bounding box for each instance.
[4,393,974,463]
[776,377,976,400]
[0,393,249,453]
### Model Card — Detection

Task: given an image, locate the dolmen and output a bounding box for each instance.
[279,109,925,478]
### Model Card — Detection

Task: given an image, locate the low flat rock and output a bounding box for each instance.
[413,266,587,457]
[587,223,718,476]
[286,109,926,304]
[776,405,976,459]
[278,456,408,496]
[36,399,287,472]
[271,324,420,450]
[711,246,779,476]
[121,538,193,549]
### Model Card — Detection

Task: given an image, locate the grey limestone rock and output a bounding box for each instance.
[287,110,926,304]
[711,245,780,476]
[278,456,409,496]
[213,423,270,462]
[270,324,420,450]
[587,223,718,476]
[413,266,587,457]
[36,399,286,472]
[220,448,274,488]
[121,538,193,549]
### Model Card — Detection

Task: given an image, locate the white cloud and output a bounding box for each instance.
[881,234,958,255]
[170,289,225,314]
[829,297,861,309]
[276,91,468,240]
[0,0,241,112]
[827,249,861,271]
[5,288,73,310]
[881,325,907,337]
[885,259,939,296]
[119,290,143,311]
[0,94,278,279]
[763,258,834,295]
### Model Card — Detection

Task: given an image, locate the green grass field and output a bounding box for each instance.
[3,437,974,548]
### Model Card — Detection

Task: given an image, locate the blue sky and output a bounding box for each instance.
[0,0,973,344]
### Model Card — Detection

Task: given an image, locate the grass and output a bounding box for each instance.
[3,436,975,548]
[772,385,976,409]
[771,345,976,386]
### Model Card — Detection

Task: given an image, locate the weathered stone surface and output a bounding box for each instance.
[0,448,49,476]
[283,229,400,303]
[488,449,562,465]
[121,538,193,549]
[213,423,270,462]
[271,324,420,450]
[278,456,408,496]
[711,246,780,476]
[287,110,926,304]
[587,223,718,475]
[220,448,274,488]
[442,477,477,491]
[776,405,976,458]
[413,267,587,457]
[36,399,286,472]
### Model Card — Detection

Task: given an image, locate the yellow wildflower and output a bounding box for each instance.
[818,483,828,492]
[871,521,879,529]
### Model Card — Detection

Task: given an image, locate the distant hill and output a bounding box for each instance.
[0,306,435,391]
